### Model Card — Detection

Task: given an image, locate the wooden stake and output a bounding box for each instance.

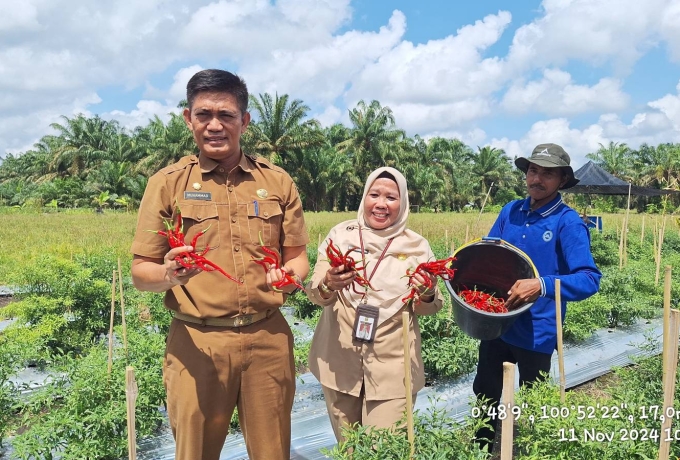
[474,182,494,237]
[555,279,566,403]
[500,362,515,460]
[126,366,138,460]
[108,270,116,375]
[662,266,672,386]
[655,218,667,285]
[402,311,415,459]
[640,215,645,244]
[118,258,128,355]
[465,224,470,243]
[623,183,631,266]
[445,229,448,250]
[658,309,680,460]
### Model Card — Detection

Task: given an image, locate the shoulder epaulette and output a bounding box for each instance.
[158,155,198,175]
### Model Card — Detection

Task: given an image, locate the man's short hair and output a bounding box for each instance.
[186,69,249,114]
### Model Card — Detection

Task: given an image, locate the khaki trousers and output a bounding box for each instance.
[321,385,417,442]
[164,310,295,460]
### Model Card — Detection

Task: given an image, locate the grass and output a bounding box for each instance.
[1,205,678,284]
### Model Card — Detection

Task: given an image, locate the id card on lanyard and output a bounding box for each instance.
[351,226,393,344]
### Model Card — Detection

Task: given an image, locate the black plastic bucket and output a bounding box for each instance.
[444,237,539,341]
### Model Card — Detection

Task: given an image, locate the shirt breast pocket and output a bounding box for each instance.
[177,202,220,251]
[247,200,283,247]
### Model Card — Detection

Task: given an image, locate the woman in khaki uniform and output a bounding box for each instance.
[306,166,443,442]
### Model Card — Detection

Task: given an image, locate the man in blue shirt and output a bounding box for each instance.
[473,143,602,451]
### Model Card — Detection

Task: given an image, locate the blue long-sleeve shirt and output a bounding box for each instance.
[488,194,602,353]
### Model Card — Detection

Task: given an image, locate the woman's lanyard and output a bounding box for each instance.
[357,225,393,304]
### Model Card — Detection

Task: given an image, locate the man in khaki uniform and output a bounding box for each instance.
[131,69,310,460]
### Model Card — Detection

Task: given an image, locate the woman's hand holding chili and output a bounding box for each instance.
[410,270,437,302]
[323,265,356,292]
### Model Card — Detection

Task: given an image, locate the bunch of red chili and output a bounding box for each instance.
[252,234,304,292]
[402,256,457,304]
[324,239,377,294]
[151,205,241,284]
[457,287,508,313]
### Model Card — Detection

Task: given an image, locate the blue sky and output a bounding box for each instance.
[2,0,680,168]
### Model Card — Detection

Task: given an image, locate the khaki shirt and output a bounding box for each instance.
[131,152,309,318]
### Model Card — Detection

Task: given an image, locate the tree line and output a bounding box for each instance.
[1,94,679,213]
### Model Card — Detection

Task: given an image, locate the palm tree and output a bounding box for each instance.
[48,115,117,179]
[337,100,406,179]
[633,143,680,189]
[471,146,513,205]
[246,93,324,167]
[137,114,195,175]
[586,141,633,180]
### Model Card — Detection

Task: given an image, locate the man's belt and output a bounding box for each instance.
[173,310,273,328]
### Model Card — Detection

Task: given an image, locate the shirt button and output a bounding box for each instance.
[228,185,234,192]
[197,215,201,220]
[219,168,225,173]
[523,235,526,238]
[231,217,237,223]
[235,246,240,252]
[263,212,269,217]
[526,223,529,227]
[239,277,245,283]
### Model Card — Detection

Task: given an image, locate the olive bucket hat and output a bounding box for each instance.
[514,143,580,189]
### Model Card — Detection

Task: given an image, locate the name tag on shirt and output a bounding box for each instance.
[184,191,212,201]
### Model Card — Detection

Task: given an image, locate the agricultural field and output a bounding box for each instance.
[1,207,680,459]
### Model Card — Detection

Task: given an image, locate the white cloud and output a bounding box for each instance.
[506,0,670,74]
[648,80,680,131]
[347,11,511,105]
[241,10,406,105]
[105,100,180,131]
[314,105,345,127]
[501,69,629,116]
[179,0,353,60]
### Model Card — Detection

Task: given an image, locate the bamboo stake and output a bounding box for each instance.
[500,362,515,460]
[126,366,138,460]
[640,215,645,244]
[474,182,494,237]
[402,311,415,459]
[655,217,667,285]
[658,309,680,460]
[118,258,128,355]
[108,270,116,375]
[662,266,672,386]
[465,224,470,243]
[555,279,566,403]
[623,183,631,266]
[445,229,448,251]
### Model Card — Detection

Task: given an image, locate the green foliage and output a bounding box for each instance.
[9,327,166,460]
[513,344,680,459]
[419,304,479,380]
[588,230,618,267]
[323,399,488,460]
[4,254,112,354]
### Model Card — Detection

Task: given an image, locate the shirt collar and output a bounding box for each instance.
[197,150,254,173]
[521,193,563,217]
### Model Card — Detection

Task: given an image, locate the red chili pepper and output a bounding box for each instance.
[252,232,303,292]
[324,239,378,293]
[457,287,508,313]
[402,256,456,305]
[149,206,241,284]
